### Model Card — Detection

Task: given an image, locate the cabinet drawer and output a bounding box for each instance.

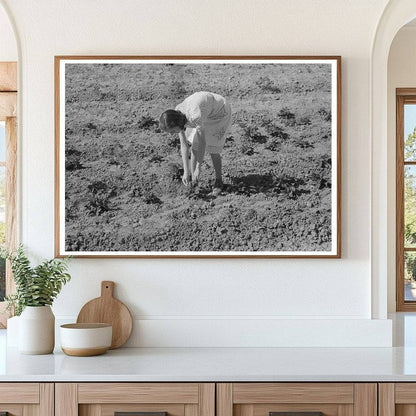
[56,383,215,416]
[81,403,184,416]
[78,383,200,404]
[379,383,416,416]
[0,383,53,416]
[217,383,376,416]
[0,383,39,403]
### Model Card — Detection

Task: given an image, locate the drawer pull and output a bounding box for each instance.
[115,413,167,416]
[270,413,324,416]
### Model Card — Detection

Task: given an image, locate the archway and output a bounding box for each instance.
[371,0,416,319]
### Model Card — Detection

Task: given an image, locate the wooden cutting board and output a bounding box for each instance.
[76,281,133,349]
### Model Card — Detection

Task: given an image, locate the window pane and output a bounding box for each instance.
[405,166,416,247]
[0,122,4,301]
[405,252,416,301]
[405,104,416,161]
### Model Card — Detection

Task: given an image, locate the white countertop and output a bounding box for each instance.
[2,329,416,382]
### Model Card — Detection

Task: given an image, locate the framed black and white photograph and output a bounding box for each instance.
[55,56,341,258]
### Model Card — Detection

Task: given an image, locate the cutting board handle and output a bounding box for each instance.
[101,281,115,298]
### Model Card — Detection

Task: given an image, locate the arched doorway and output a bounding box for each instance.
[371,0,416,319]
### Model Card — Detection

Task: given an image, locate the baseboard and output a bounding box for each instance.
[55,317,392,347]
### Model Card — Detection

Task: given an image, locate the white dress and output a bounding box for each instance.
[175,92,232,154]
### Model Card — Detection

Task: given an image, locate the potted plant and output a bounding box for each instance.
[2,245,71,354]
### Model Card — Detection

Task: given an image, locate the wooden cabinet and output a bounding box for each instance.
[0,381,388,416]
[55,383,215,416]
[217,383,377,416]
[379,383,416,416]
[0,383,53,416]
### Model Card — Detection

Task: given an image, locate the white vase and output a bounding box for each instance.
[19,306,55,354]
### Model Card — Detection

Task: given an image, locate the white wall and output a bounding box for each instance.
[387,25,416,312]
[0,0,393,346]
[0,3,17,61]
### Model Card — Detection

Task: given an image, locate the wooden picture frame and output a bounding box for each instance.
[55,56,341,258]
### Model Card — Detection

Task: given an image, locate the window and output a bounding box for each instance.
[0,121,5,301]
[0,62,17,327]
[396,89,416,310]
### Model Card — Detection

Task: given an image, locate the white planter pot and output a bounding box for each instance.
[19,306,55,354]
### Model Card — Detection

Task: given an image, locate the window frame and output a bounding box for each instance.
[396,88,416,311]
[0,62,17,328]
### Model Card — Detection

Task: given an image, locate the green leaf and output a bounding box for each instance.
[5,245,71,314]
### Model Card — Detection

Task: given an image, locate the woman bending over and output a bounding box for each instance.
[159,91,232,196]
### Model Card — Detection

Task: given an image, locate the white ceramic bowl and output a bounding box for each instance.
[60,323,112,356]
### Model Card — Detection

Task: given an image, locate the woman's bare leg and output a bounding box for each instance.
[210,153,222,180]
[210,153,223,196]
[191,129,206,183]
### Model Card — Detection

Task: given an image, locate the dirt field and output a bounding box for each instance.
[64,62,333,253]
